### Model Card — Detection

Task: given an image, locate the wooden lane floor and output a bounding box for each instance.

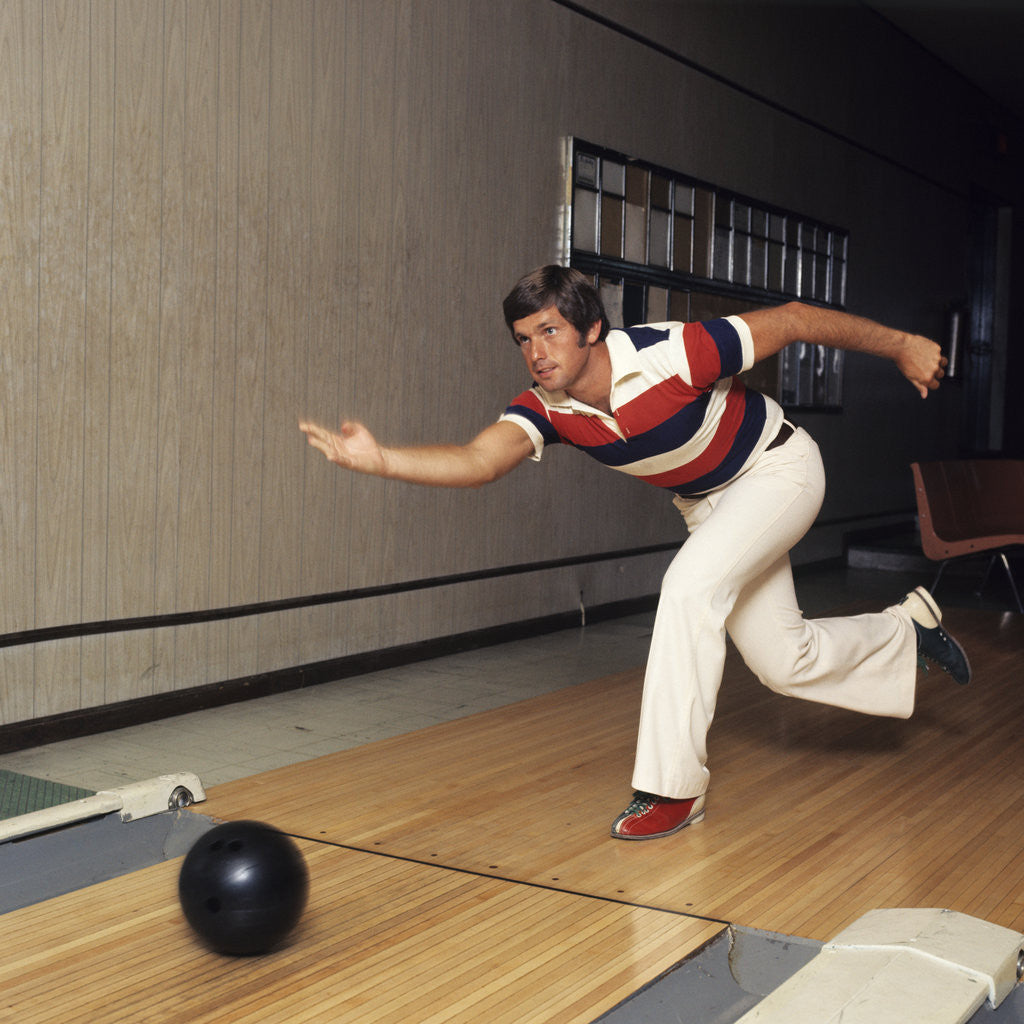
[0,839,723,1023]
[200,605,1024,943]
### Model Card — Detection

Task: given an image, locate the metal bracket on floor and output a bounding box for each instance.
[0,771,207,844]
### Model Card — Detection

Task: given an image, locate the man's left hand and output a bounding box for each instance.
[897,333,947,398]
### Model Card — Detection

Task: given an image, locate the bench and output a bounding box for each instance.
[910,459,1024,613]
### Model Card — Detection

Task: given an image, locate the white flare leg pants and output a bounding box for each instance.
[631,427,919,799]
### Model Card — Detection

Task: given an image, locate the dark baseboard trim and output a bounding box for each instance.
[0,594,659,756]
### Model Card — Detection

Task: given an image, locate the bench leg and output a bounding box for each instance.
[977,554,996,597]
[975,551,1024,613]
[930,560,949,597]
[998,552,1024,614]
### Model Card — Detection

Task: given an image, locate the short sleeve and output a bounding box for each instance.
[499,390,562,462]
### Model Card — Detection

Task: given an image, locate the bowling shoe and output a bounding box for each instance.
[610,791,705,840]
[900,586,972,686]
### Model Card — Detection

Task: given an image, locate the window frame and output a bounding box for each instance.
[566,139,849,411]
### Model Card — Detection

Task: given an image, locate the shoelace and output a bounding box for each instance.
[624,791,659,816]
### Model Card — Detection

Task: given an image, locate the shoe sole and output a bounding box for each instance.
[941,633,972,685]
[610,808,706,841]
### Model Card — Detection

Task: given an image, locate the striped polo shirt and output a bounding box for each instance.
[499,315,785,498]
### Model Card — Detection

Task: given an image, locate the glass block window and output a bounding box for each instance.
[567,139,849,410]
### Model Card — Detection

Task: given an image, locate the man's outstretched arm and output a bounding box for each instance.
[298,418,535,488]
[741,301,947,398]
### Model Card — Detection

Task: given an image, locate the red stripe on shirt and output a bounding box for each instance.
[638,380,748,487]
[547,408,621,448]
[510,390,621,449]
[515,391,547,416]
[614,375,705,438]
[682,322,723,388]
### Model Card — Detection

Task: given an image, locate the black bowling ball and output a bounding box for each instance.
[178,820,309,955]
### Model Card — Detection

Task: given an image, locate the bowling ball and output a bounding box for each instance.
[178,820,309,955]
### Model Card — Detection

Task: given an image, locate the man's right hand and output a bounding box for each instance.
[299,419,387,476]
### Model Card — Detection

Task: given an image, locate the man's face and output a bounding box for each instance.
[512,305,601,394]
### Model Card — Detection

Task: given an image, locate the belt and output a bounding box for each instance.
[765,421,795,451]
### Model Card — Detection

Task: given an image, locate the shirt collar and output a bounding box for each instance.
[605,328,644,392]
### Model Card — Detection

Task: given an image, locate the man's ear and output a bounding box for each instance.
[583,320,603,347]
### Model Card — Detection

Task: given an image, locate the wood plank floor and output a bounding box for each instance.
[199,605,1024,942]
[1,604,1020,1023]
[0,841,722,1023]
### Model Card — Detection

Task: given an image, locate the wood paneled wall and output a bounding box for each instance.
[0,0,1006,727]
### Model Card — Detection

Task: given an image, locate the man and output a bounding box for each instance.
[300,265,970,841]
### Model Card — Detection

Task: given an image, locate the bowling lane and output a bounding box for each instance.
[197,607,1024,943]
[0,837,722,1024]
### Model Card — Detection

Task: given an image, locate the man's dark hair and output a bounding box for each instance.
[503,265,609,343]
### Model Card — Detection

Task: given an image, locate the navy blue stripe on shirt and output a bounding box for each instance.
[504,399,562,447]
[621,324,671,351]
[669,390,768,496]
[567,392,712,467]
[702,318,746,377]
